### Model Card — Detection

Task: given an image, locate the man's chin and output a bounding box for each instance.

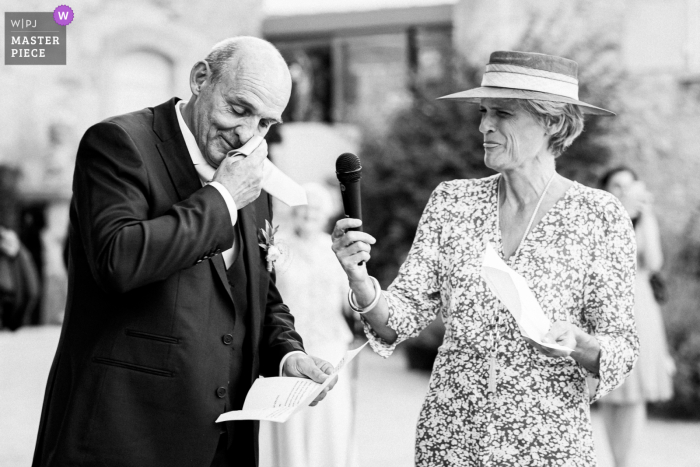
[204,150,226,168]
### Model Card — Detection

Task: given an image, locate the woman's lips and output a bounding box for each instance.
[483,142,501,148]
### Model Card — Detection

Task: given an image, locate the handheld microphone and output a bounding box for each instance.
[335,153,362,232]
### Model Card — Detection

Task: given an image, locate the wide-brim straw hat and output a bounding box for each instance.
[439,51,614,116]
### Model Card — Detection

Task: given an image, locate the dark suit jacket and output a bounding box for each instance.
[32,98,305,467]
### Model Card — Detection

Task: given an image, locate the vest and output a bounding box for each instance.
[221,222,253,450]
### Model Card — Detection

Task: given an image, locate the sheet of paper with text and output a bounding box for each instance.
[481,243,573,352]
[216,342,368,423]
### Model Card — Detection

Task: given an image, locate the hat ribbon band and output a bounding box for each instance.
[481,66,579,100]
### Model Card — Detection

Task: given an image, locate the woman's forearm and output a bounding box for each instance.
[349,278,398,344]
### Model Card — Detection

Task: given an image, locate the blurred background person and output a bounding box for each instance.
[0,226,40,331]
[261,182,359,467]
[598,166,675,467]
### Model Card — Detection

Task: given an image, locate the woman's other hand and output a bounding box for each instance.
[526,321,601,374]
[331,218,376,283]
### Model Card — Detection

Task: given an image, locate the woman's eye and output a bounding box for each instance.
[232,106,245,115]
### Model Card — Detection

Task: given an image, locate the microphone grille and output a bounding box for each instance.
[335,153,361,174]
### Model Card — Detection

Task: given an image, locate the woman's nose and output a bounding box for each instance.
[479,114,495,134]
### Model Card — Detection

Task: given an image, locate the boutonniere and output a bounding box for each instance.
[258,220,282,272]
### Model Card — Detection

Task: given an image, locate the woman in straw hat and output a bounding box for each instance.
[332,51,638,466]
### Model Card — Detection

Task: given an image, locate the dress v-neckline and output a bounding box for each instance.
[493,175,576,264]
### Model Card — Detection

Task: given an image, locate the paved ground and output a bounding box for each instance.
[2,326,699,466]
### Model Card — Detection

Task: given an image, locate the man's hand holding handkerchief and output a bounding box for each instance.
[226,135,307,207]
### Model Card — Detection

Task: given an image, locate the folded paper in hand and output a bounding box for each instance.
[216,342,368,424]
[481,243,573,352]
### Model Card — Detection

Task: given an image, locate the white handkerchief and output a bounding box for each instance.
[481,243,573,352]
[261,159,308,207]
[196,157,307,207]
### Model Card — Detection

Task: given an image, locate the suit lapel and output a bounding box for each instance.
[153,99,202,201]
[152,98,234,304]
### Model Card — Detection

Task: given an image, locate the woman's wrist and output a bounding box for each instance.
[349,277,376,307]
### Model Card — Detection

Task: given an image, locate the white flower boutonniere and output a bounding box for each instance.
[258,220,281,272]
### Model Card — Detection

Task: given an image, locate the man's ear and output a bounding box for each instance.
[189,60,211,96]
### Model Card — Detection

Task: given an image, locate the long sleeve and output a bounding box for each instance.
[259,270,306,377]
[73,121,235,294]
[365,183,448,357]
[583,196,639,401]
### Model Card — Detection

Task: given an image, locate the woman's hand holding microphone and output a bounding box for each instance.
[331,218,397,343]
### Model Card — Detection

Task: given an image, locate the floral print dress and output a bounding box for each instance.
[365,175,639,467]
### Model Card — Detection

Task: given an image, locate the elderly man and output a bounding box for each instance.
[32,36,334,467]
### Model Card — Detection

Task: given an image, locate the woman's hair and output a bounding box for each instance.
[517,100,585,157]
[599,165,638,190]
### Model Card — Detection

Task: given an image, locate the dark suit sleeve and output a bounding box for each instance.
[259,272,305,376]
[73,121,234,294]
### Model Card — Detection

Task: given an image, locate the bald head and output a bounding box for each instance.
[205,36,290,90]
[183,36,292,168]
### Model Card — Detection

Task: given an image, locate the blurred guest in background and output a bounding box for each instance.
[0,226,40,331]
[332,51,638,466]
[262,182,359,467]
[599,166,675,467]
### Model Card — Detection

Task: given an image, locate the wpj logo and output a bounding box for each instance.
[4,7,71,65]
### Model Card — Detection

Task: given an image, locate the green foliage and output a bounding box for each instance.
[361,59,492,284]
[652,269,700,419]
[661,331,700,419]
[515,8,626,186]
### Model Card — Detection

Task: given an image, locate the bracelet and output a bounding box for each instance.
[348,276,382,314]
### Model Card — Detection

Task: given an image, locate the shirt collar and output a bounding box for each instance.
[174,100,210,169]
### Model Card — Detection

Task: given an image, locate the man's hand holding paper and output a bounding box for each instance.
[216,342,367,424]
[281,353,337,406]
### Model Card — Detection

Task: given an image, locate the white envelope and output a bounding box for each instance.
[481,243,573,352]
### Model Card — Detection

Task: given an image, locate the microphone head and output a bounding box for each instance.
[336,153,362,183]
[336,153,361,174]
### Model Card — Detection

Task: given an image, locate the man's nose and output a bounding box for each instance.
[235,117,263,145]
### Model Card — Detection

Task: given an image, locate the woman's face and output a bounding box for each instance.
[605,170,636,200]
[479,98,550,171]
